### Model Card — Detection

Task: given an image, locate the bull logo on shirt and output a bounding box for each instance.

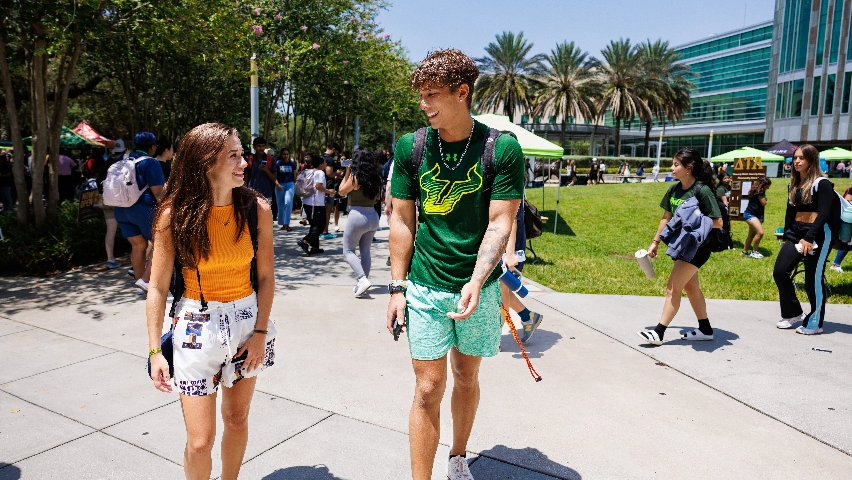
[419,163,482,215]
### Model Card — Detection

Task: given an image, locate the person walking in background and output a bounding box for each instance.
[501,202,543,343]
[715,173,733,249]
[652,162,660,182]
[830,186,852,272]
[321,142,343,236]
[0,151,14,214]
[588,159,599,185]
[598,159,606,183]
[638,148,723,346]
[636,162,645,181]
[274,148,297,231]
[112,133,164,292]
[742,177,771,258]
[297,155,336,255]
[146,123,276,480]
[338,149,381,297]
[569,159,577,186]
[246,137,277,212]
[774,145,838,335]
[154,138,173,182]
[97,140,128,269]
[57,151,78,202]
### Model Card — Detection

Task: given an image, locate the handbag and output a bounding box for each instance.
[707,228,729,253]
[147,326,174,378]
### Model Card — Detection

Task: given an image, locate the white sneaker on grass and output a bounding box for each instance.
[354,277,371,297]
[748,251,764,259]
[447,456,474,480]
[776,314,804,329]
[830,264,844,273]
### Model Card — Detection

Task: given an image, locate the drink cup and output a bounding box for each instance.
[500,267,528,298]
[635,249,655,279]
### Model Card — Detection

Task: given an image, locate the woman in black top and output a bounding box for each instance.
[638,149,723,345]
[742,177,771,258]
[773,145,837,334]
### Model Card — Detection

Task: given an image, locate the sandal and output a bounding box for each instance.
[681,329,713,341]
[637,330,663,345]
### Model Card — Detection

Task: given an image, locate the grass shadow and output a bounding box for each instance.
[474,445,581,480]
[261,465,351,480]
[539,210,575,236]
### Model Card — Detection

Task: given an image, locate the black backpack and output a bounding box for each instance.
[523,199,543,240]
[168,197,260,317]
[409,126,502,221]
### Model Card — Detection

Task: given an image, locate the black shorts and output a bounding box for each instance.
[679,241,712,268]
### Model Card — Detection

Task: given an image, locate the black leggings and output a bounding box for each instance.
[302,204,326,249]
[773,222,832,328]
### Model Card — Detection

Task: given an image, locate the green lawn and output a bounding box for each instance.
[523,177,852,304]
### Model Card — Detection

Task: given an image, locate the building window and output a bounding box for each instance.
[828,0,844,63]
[781,0,814,73]
[548,116,556,124]
[815,0,830,66]
[792,79,805,116]
[521,115,529,124]
[825,74,836,115]
[842,72,852,113]
[812,76,822,116]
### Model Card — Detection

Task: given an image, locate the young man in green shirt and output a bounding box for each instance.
[386,49,524,480]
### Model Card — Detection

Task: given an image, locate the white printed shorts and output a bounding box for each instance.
[171,292,276,396]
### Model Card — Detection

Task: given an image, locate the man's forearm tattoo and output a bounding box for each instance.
[472,225,510,284]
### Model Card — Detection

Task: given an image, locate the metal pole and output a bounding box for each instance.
[553,160,562,234]
[354,117,360,149]
[250,54,259,144]
[655,130,663,166]
[708,129,714,160]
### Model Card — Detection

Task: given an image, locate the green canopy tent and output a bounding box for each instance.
[23,126,104,150]
[473,114,566,234]
[711,146,785,177]
[819,147,852,160]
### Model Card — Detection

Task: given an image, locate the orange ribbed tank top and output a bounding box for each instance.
[182,205,254,302]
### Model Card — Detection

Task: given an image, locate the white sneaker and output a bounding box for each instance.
[748,251,764,259]
[334,225,341,232]
[637,330,663,345]
[796,325,823,335]
[447,456,474,480]
[830,264,844,273]
[776,314,804,329]
[135,278,149,292]
[354,277,372,297]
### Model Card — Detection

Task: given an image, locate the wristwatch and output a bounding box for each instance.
[388,284,407,295]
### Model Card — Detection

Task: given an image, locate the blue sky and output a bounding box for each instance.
[378,0,776,62]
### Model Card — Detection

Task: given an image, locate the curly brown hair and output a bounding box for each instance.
[154,123,259,269]
[409,49,479,107]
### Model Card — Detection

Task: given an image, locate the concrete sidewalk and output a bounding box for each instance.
[1,216,851,479]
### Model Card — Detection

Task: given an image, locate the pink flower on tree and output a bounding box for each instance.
[344,81,349,85]
[336,50,340,54]
[383,33,390,39]
[342,60,349,65]
[275,13,282,20]
[284,56,290,62]
[254,7,261,15]
[252,25,263,35]
[312,43,320,50]
[300,25,308,32]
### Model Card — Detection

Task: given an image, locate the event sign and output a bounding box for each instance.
[728,157,766,221]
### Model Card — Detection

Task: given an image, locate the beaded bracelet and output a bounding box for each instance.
[148,348,162,357]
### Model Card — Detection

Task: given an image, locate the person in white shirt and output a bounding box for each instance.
[652,163,660,182]
[297,154,336,255]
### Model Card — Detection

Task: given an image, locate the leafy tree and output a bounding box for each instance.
[473,31,545,120]
[596,39,651,156]
[534,41,600,150]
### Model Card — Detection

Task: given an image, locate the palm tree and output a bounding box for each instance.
[534,41,601,150]
[637,39,695,156]
[596,39,651,156]
[474,31,545,120]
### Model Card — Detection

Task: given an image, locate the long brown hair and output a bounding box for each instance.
[155,123,259,268]
[788,144,823,205]
[748,177,771,196]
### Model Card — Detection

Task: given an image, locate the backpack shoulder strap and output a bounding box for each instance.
[248,196,260,293]
[168,257,184,318]
[480,127,501,202]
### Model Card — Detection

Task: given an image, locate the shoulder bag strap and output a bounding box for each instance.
[480,127,500,203]
[248,197,259,292]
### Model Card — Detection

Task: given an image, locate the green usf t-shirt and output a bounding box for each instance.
[660,181,722,217]
[391,120,524,291]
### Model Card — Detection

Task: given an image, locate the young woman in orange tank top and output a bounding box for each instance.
[146,123,276,480]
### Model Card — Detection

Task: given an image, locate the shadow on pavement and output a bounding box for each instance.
[260,464,351,480]
[500,329,562,359]
[0,464,22,480]
[822,321,852,335]
[475,445,581,480]
[671,326,739,352]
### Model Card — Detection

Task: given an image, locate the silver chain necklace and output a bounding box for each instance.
[437,119,475,171]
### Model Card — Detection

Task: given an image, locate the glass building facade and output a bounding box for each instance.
[766,0,852,145]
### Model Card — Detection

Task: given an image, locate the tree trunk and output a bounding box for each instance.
[28,33,49,230]
[614,117,622,157]
[299,111,308,154]
[0,38,31,226]
[644,120,652,157]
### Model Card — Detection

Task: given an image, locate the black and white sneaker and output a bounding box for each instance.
[637,330,663,345]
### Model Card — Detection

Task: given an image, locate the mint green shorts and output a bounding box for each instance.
[405,280,502,360]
